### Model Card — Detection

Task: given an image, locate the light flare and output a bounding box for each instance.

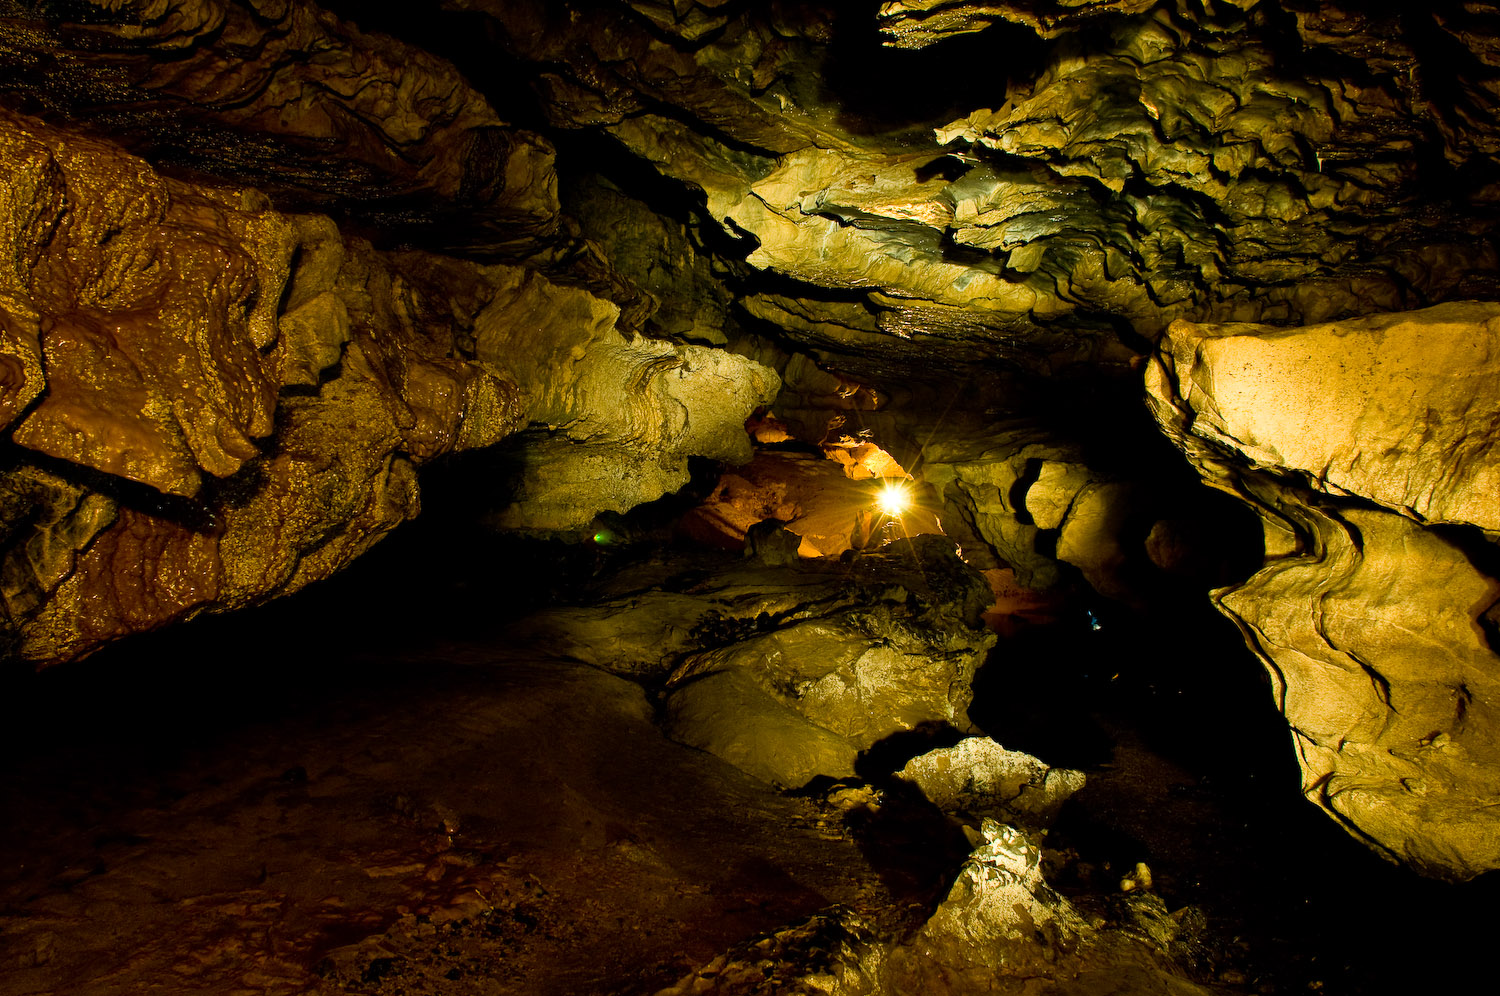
[876,479,911,517]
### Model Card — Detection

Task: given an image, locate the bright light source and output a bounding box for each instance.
[876,480,910,517]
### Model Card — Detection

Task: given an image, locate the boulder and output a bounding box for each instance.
[512,539,995,788]
[894,738,1086,828]
[664,670,861,789]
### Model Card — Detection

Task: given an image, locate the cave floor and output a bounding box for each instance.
[1,535,1496,995]
[0,633,939,996]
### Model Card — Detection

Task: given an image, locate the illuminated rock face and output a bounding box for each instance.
[0,106,774,662]
[0,106,523,662]
[507,538,996,789]
[462,0,1500,378]
[1146,304,1500,881]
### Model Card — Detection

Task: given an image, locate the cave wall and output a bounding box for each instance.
[0,2,778,662]
[1146,303,1500,880]
[3,0,1500,880]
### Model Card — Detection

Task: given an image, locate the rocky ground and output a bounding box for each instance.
[1,523,1494,995]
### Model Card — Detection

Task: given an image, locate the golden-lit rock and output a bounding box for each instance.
[0,108,538,663]
[1146,303,1500,880]
[460,0,1500,374]
[1,107,285,497]
[665,668,862,788]
[475,269,780,529]
[895,737,1086,828]
[1151,304,1500,529]
[878,0,1160,48]
[0,466,118,655]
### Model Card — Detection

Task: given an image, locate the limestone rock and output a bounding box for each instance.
[902,820,1090,977]
[653,905,886,996]
[663,820,1230,995]
[460,0,1500,378]
[477,287,780,530]
[452,259,778,531]
[921,421,1157,602]
[503,556,901,677]
[661,546,994,787]
[894,738,1085,828]
[877,0,1160,48]
[0,0,559,250]
[669,609,985,750]
[1145,303,1500,880]
[884,819,1229,994]
[0,106,538,664]
[0,467,119,654]
[1150,303,1500,530]
[665,669,862,789]
[2,107,285,497]
[564,173,735,345]
[743,518,803,566]
[510,540,993,787]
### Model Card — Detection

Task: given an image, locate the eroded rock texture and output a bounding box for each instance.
[0,0,560,252]
[0,105,523,661]
[463,0,1500,383]
[509,538,996,789]
[3,0,1500,894]
[1147,303,1500,881]
[0,102,774,663]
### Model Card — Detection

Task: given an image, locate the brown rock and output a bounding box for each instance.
[0,0,559,247]
[0,107,541,663]
[3,108,286,497]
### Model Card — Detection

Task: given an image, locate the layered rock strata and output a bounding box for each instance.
[460,0,1500,376]
[0,0,559,252]
[1146,302,1500,881]
[509,538,997,788]
[0,106,773,664]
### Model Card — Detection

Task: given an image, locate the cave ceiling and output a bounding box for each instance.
[9,0,1499,387]
[4,0,1500,885]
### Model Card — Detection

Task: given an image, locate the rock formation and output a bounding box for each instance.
[659,819,1229,996]
[508,537,996,788]
[1147,303,1500,881]
[0,98,774,662]
[895,737,1086,829]
[3,0,1500,908]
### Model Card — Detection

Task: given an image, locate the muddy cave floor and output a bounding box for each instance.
[1,531,1496,996]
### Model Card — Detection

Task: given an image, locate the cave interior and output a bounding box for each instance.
[2,1,1499,994]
